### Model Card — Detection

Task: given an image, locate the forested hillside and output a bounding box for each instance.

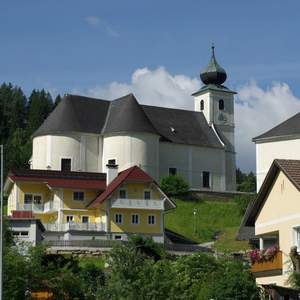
[0,82,61,177]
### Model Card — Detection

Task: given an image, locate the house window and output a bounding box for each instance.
[13,231,29,237]
[200,100,204,111]
[219,99,224,110]
[144,191,151,200]
[148,215,155,225]
[73,191,84,201]
[33,195,42,204]
[114,235,122,240]
[82,216,89,223]
[115,214,123,224]
[61,158,71,171]
[294,227,300,251]
[202,171,210,188]
[131,214,139,225]
[24,194,33,204]
[66,215,74,223]
[169,168,177,176]
[119,190,127,199]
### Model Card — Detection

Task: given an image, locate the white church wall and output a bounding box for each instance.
[32,134,101,172]
[103,132,159,179]
[159,142,226,191]
[256,138,300,191]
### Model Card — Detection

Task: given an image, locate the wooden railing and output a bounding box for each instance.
[251,250,283,274]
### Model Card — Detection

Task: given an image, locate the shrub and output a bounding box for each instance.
[160,175,189,196]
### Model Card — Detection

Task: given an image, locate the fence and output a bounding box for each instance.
[45,239,210,253]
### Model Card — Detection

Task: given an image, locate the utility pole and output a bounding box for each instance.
[0,144,3,300]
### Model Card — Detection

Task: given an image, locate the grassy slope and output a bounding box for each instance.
[165,199,249,252]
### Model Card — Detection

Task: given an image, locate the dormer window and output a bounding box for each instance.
[200,100,204,111]
[219,99,224,110]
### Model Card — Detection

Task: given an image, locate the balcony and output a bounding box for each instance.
[44,222,105,232]
[111,198,164,210]
[251,250,283,277]
[17,201,55,213]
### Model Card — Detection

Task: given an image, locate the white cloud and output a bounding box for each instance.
[85,16,100,26]
[85,16,119,38]
[83,67,300,172]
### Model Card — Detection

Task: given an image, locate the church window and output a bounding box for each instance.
[61,158,71,171]
[200,100,204,111]
[219,99,224,110]
[202,171,210,188]
[169,168,177,176]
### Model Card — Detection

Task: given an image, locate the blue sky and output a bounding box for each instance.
[1,0,300,95]
[2,1,300,171]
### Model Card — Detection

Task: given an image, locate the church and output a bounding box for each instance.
[31,46,237,191]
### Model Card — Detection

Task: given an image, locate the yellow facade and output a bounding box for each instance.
[63,189,99,209]
[255,171,300,286]
[110,208,162,234]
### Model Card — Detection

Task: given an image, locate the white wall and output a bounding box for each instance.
[32,134,101,172]
[159,142,226,191]
[103,132,160,179]
[256,138,300,191]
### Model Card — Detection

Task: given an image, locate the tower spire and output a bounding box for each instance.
[200,44,227,86]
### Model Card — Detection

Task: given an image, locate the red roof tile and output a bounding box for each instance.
[88,166,154,208]
[8,169,106,190]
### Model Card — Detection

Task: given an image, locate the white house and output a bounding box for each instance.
[31,46,237,191]
[254,112,300,191]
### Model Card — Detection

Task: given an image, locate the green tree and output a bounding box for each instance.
[26,89,53,136]
[160,175,189,196]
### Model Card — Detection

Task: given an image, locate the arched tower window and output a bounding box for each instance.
[200,100,204,111]
[219,99,224,110]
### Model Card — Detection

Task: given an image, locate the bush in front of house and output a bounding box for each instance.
[160,175,189,196]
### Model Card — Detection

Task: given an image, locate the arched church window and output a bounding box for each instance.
[200,100,204,111]
[219,99,224,110]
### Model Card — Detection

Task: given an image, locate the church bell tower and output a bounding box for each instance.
[193,45,236,190]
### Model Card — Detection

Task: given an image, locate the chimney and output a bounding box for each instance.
[106,159,118,185]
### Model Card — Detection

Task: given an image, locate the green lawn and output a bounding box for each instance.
[165,198,249,252]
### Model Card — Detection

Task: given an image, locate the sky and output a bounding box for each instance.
[1,1,300,172]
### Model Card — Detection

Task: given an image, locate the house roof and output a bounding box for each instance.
[253,112,300,142]
[244,159,300,227]
[5,169,106,192]
[33,93,223,149]
[88,166,154,208]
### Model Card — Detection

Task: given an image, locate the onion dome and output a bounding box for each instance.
[200,45,227,86]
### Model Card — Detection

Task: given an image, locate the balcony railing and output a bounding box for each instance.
[17,202,54,213]
[251,250,283,277]
[111,198,164,210]
[44,222,105,232]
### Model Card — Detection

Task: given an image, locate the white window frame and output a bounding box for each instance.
[131,214,139,225]
[293,225,300,252]
[144,190,151,200]
[73,191,85,201]
[81,216,89,223]
[119,189,127,199]
[60,156,73,171]
[148,215,156,225]
[66,215,74,223]
[24,193,43,204]
[115,213,123,224]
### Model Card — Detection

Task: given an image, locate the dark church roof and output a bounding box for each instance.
[253,112,300,142]
[33,93,223,149]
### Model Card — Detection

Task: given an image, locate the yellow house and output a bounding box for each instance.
[244,159,300,292]
[5,164,175,243]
